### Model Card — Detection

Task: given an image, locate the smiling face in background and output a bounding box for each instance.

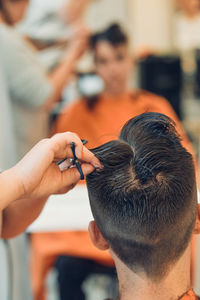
[0,0,29,25]
[94,40,132,96]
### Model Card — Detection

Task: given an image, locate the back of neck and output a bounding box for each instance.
[114,246,191,300]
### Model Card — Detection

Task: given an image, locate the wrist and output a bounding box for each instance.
[63,47,80,64]
[6,168,25,200]
[0,168,24,211]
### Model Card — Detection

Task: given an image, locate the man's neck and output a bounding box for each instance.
[103,88,129,99]
[113,246,191,300]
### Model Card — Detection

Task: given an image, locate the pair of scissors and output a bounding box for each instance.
[57,139,88,180]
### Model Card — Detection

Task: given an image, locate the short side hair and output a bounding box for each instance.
[90,23,128,50]
[87,112,197,280]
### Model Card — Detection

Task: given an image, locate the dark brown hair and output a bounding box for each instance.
[87,112,197,280]
[90,23,128,50]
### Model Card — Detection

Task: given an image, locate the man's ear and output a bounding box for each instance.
[88,221,109,250]
[194,204,200,234]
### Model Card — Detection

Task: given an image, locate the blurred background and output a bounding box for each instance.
[0,0,200,300]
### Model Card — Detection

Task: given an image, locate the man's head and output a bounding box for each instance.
[87,112,199,281]
[90,23,132,95]
[0,0,29,25]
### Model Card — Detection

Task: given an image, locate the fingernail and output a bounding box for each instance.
[95,167,103,172]
[93,162,104,169]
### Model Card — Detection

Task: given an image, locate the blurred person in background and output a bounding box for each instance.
[18,0,92,70]
[54,23,194,153]
[30,24,197,300]
[174,0,200,74]
[0,1,89,300]
[0,0,89,161]
[19,0,91,45]
[174,0,200,52]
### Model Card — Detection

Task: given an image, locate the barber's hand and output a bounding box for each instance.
[11,132,101,199]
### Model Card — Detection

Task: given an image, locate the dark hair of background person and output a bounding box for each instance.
[0,0,2,9]
[0,0,3,9]
[87,112,197,280]
[90,23,128,51]
[85,23,128,110]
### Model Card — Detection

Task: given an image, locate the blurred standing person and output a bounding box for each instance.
[0,0,89,160]
[174,0,200,51]
[19,0,91,46]
[174,0,200,74]
[0,1,89,300]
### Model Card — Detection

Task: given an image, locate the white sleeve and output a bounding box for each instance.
[0,26,53,109]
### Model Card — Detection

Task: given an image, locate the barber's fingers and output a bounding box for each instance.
[51,132,82,155]
[58,158,72,171]
[15,132,85,176]
[51,132,102,169]
[59,163,95,191]
[78,146,103,169]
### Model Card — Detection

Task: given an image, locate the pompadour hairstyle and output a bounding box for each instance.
[87,112,197,280]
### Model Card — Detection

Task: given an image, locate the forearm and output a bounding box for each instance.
[2,196,48,239]
[45,52,78,110]
[0,169,23,212]
[60,0,91,24]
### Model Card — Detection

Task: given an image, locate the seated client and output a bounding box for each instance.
[87,112,200,300]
